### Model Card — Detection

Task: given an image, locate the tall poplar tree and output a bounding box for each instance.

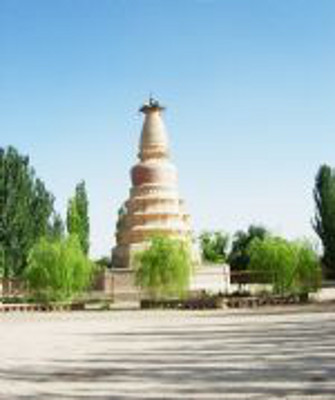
[313,165,335,278]
[66,181,90,255]
[49,213,65,240]
[0,146,55,277]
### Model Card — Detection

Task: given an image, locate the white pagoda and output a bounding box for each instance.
[112,99,193,269]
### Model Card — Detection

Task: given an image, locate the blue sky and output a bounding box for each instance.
[1,0,334,257]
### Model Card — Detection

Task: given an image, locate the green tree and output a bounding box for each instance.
[313,165,335,278]
[248,237,321,296]
[135,236,192,300]
[49,213,65,240]
[25,235,94,303]
[95,256,111,269]
[0,146,55,277]
[116,205,126,230]
[67,198,81,237]
[66,181,90,255]
[228,225,268,271]
[295,241,322,294]
[199,231,229,263]
[0,244,4,278]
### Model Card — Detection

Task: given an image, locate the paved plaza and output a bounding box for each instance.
[1,307,335,399]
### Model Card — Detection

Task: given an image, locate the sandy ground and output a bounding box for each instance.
[0,306,335,399]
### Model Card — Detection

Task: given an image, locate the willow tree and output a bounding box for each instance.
[25,235,94,303]
[248,237,321,296]
[135,236,192,300]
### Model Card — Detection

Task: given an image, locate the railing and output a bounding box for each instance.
[230,271,273,285]
[0,278,27,299]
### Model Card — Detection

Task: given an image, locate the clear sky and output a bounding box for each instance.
[1,0,334,257]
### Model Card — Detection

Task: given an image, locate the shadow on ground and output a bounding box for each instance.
[1,310,335,399]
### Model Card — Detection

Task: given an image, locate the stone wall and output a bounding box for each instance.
[190,264,230,294]
[110,269,140,303]
[0,266,232,304]
[95,265,232,303]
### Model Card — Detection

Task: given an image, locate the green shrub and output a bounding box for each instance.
[248,237,321,296]
[135,236,192,300]
[24,235,94,303]
[199,231,229,263]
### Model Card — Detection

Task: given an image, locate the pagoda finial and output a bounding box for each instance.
[140,96,165,113]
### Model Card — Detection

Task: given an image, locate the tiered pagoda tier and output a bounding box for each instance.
[112,99,193,269]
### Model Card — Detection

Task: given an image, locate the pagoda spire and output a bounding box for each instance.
[139,96,165,113]
[138,97,169,161]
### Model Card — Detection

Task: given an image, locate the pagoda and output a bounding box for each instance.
[112,99,193,269]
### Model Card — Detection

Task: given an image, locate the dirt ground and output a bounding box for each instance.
[1,305,335,399]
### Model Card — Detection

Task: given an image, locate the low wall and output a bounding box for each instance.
[110,264,231,302]
[0,266,231,304]
[190,264,230,294]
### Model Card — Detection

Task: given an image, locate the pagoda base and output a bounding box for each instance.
[111,243,148,269]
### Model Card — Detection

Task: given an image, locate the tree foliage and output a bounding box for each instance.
[135,236,192,300]
[0,245,4,279]
[49,213,65,241]
[95,256,111,269]
[25,235,94,303]
[248,237,321,295]
[66,181,90,255]
[0,146,55,277]
[67,198,81,237]
[116,205,126,232]
[228,225,268,271]
[199,231,229,263]
[313,165,335,278]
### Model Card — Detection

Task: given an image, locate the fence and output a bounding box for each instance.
[0,278,27,299]
[230,270,273,285]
